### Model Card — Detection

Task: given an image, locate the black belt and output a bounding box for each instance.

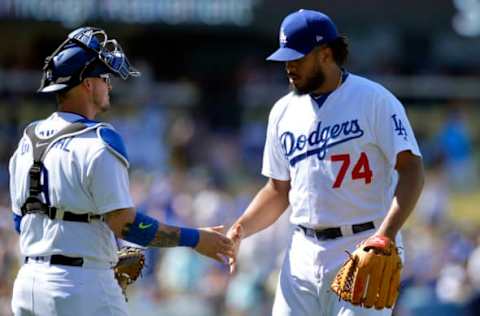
[22,204,103,223]
[299,221,375,240]
[25,255,84,267]
[58,211,103,223]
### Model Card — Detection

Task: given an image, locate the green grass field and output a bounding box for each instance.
[450,191,480,226]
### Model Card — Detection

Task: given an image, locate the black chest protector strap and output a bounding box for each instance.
[20,122,103,223]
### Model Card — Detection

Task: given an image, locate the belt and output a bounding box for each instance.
[299,221,375,240]
[25,255,84,267]
[55,210,103,223]
[21,200,103,223]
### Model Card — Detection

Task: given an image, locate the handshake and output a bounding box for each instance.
[114,223,245,301]
[193,223,244,274]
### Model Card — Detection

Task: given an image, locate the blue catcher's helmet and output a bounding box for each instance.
[38,27,140,93]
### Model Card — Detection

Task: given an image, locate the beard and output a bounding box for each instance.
[291,66,326,95]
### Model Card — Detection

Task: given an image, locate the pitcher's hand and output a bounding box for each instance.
[226,223,244,274]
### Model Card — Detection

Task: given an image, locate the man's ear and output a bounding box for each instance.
[81,78,93,92]
[321,46,335,63]
[314,46,329,63]
[315,46,327,63]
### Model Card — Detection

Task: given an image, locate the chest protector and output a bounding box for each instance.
[20,120,106,223]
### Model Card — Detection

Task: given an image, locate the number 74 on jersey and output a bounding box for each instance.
[331,152,372,188]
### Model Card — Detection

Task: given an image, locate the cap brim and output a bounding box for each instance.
[37,83,69,93]
[266,47,305,61]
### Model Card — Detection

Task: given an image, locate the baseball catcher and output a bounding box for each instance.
[330,236,403,309]
[9,26,235,316]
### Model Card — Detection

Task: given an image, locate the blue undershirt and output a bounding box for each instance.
[310,71,349,109]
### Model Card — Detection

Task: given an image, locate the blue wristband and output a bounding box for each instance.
[179,227,200,247]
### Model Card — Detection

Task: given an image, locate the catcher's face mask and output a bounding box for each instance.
[68,27,140,80]
[38,26,140,93]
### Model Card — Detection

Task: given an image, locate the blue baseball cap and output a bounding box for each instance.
[267,9,339,62]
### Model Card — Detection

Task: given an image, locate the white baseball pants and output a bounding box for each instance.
[272,228,396,316]
[12,260,128,316]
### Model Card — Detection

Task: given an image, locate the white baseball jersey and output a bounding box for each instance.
[262,73,421,228]
[9,112,134,265]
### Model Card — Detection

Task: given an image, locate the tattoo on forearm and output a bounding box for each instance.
[148,224,180,247]
[121,223,132,238]
[120,222,180,248]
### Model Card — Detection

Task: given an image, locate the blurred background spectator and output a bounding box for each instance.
[1,0,480,315]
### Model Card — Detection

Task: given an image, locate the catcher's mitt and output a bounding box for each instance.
[114,247,145,300]
[330,235,402,309]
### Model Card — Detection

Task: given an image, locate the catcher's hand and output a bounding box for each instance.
[114,247,145,300]
[194,225,235,263]
[330,235,402,309]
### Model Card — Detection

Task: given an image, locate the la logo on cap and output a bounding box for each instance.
[267,10,339,62]
[280,28,287,44]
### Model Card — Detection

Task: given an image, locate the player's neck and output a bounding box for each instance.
[57,88,98,120]
[312,67,342,96]
[58,100,96,120]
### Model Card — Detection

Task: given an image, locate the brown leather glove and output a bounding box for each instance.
[330,235,402,309]
[113,247,145,300]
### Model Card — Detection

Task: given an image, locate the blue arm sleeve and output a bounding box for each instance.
[123,212,199,248]
[123,212,159,246]
[13,213,22,234]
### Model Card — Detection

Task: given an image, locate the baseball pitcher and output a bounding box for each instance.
[227,9,424,316]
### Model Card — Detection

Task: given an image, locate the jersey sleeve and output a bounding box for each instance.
[374,91,422,167]
[87,148,134,214]
[261,106,290,180]
[8,149,21,215]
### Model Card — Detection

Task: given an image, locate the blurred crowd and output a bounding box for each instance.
[0,82,480,316]
[0,25,480,314]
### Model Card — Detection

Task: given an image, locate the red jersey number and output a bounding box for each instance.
[331,152,373,188]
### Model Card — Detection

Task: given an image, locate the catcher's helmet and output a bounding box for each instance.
[38,27,140,93]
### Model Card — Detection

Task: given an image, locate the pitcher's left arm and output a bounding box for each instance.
[375,150,425,239]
